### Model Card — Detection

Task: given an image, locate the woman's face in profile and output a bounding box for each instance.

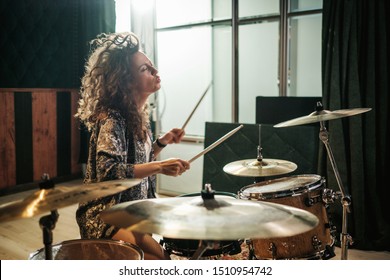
[130,52,161,97]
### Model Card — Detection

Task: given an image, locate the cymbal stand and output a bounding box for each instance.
[190,240,220,260]
[257,124,263,164]
[318,121,353,260]
[254,124,265,183]
[39,210,59,260]
[38,174,59,260]
[189,184,223,260]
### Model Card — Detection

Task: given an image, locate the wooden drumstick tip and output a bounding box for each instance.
[181,82,213,130]
[188,124,243,163]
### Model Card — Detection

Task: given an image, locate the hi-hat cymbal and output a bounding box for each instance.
[0,179,141,223]
[223,158,297,177]
[274,107,372,128]
[100,195,318,240]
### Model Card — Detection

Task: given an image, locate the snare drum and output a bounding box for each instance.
[29,239,144,260]
[239,175,334,259]
[161,191,242,258]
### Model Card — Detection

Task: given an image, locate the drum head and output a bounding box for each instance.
[29,239,144,260]
[241,174,323,199]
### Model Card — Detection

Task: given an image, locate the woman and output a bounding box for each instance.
[75,32,190,260]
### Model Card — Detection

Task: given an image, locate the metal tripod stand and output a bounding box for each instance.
[319,121,353,260]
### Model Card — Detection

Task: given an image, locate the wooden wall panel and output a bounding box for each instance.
[0,89,82,192]
[32,91,58,181]
[0,92,16,188]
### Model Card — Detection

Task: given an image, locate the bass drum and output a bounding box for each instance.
[161,191,242,258]
[239,174,335,260]
[29,239,144,260]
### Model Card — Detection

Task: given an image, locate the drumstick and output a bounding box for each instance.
[188,124,243,163]
[182,82,212,130]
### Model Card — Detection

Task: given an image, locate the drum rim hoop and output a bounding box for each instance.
[239,174,324,199]
[29,238,144,259]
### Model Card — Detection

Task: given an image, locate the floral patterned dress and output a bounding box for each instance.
[76,109,156,239]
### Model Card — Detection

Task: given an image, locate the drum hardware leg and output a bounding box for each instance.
[340,195,354,259]
[322,244,336,260]
[39,210,59,260]
[268,242,277,260]
[246,239,257,260]
[318,114,352,260]
[37,174,59,260]
[190,240,217,260]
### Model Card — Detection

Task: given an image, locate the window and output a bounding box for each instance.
[155,0,323,132]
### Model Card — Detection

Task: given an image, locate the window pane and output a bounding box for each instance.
[290,0,323,12]
[157,141,204,195]
[156,27,212,136]
[115,0,131,32]
[213,25,232,123]
[239,22,280,123]
[240,0,279,18]
[288,14,322,97]
[156,0,211,28]
[213,0,231,20]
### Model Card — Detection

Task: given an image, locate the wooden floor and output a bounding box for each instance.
[1,179,389,260]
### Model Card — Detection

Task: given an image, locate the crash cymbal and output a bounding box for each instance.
[100,195,319,240]
[223,158,297,177]
[274,107,372,127]
[0,179,141,223]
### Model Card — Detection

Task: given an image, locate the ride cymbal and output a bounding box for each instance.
[0,179,141,223]
[223,158,297,177]
[274,107,372,128]
[100,195,318,240]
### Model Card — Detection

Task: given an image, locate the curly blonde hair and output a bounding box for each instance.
[76,32,150,141]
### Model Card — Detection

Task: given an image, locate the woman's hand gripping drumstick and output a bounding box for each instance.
[188,124,244,163]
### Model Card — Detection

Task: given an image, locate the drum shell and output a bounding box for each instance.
[240,175,333,259]
[29,239,144,260]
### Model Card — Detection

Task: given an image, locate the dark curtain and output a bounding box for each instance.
[77,0,116,83]
[76,0,116,165]
[322,0,390,250]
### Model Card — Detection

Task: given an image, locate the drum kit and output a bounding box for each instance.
[0,102,371,260]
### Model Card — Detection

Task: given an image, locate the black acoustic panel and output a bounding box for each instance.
[202,122,320,194]
[57,92,71,176]
[14,92,33,184]
[256,96,322,125]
